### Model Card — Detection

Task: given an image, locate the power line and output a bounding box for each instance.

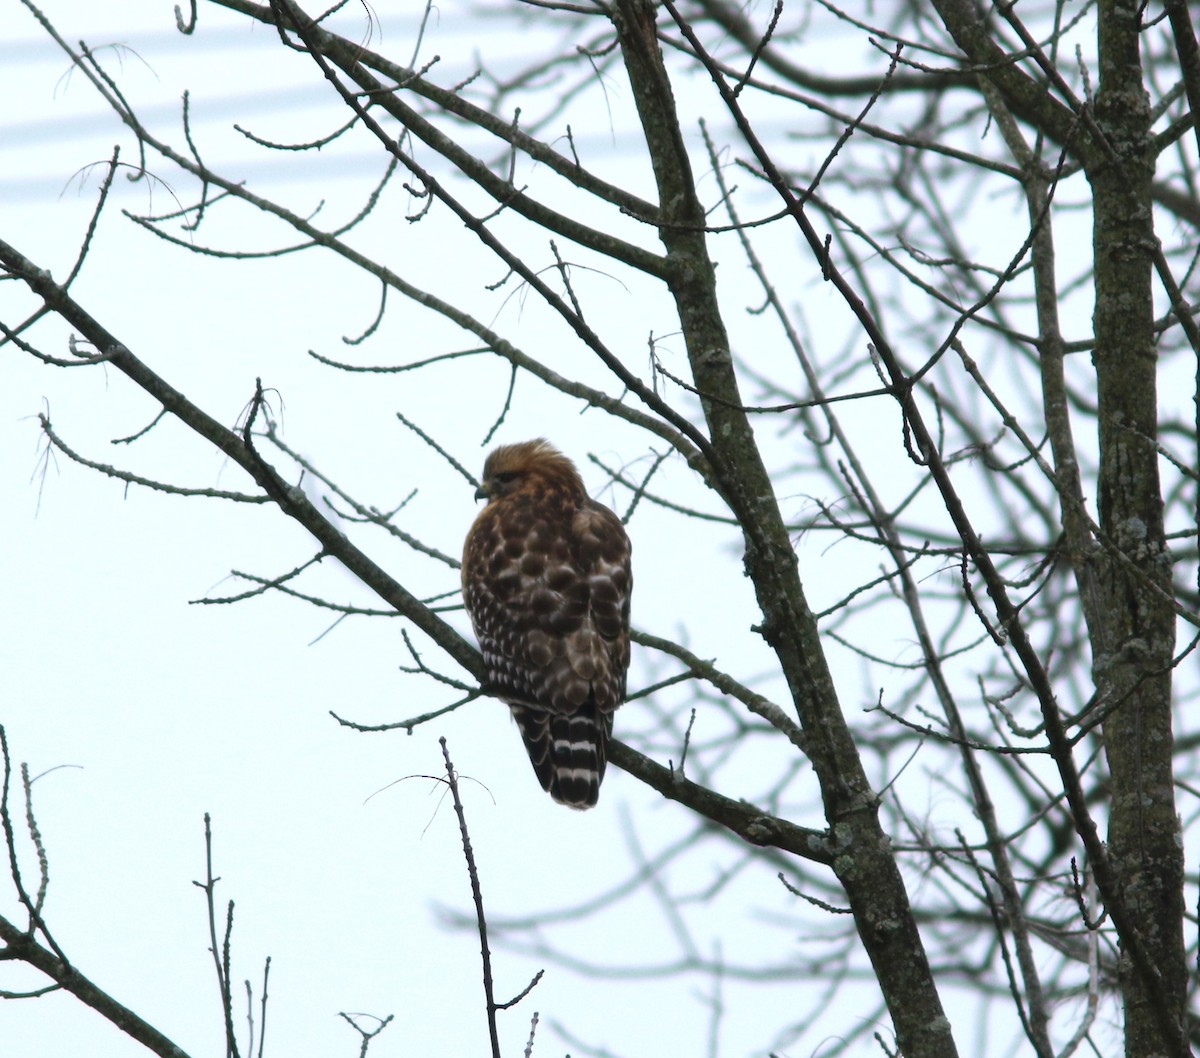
[0,5,533,66]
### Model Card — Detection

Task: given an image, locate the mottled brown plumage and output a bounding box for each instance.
[462,440,632,808]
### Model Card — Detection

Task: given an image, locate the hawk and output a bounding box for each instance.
[462,439,632,808]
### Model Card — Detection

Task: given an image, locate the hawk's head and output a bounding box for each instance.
[474,439,585,502]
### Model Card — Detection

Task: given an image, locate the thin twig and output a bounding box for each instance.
[439,737,502,1058]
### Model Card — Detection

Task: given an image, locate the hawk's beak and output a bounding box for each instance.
[474,483,490,501]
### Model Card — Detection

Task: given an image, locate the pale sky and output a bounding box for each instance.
[3,2,1146,1056]
[2,2,851,1055]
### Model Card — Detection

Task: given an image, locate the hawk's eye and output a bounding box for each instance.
[494,471,518,485]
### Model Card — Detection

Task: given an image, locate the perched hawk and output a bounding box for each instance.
[462,440,632,808]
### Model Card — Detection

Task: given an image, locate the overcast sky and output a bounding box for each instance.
[1,2,855,1056]
[5,0,1133,1053]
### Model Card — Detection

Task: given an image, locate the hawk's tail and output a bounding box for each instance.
[510,704,612,809]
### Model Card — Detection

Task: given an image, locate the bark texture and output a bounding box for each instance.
[1090,3,1187,1054]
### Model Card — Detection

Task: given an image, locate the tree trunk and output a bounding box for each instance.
[1090,2,1187,1054]
[612,3,958,1054]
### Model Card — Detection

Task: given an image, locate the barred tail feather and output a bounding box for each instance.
[510,704,612,809]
